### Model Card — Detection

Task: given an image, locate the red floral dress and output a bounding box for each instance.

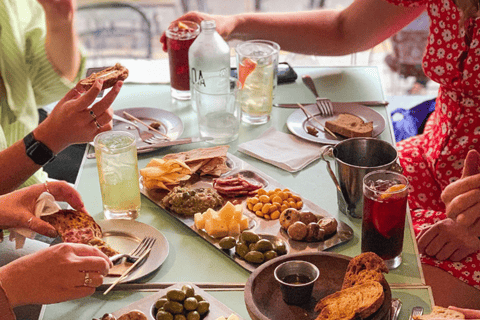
[384,0,480,289]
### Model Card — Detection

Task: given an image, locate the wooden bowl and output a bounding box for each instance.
[244,252,391,320]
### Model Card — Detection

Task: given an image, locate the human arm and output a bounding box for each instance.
[441,150,480,236]
[0,79,122,195]
[160,0,425,56]
[0,181,86,238]
[36,0,81,82]
[417,218,480,261]
[0,243,111,308]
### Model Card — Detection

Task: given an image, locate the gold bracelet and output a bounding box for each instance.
[0,280,16,320]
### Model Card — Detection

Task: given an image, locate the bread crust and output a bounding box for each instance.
[80,63,128,91]
[342,252,389,289]
[314,281,384,320]
[414,306,465,319]
[325,113,373,138]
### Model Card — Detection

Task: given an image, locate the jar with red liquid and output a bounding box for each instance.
[361,170,409,269]
[166,21,200,100]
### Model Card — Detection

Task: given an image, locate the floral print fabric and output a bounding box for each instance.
[385,0,480,290]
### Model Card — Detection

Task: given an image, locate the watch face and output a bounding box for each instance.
[27,142,55,165]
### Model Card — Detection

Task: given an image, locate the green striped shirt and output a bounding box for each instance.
[0,0,85,187]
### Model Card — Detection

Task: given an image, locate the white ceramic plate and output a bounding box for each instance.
[286,103,386,144]
[98,219,169,285]
[113,107,184,153]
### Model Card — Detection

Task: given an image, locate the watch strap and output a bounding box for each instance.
[23,132,55,166]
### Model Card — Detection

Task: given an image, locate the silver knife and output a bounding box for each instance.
[274,100,389,108]
[86,137,212,159]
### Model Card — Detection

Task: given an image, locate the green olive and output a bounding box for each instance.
[156,311,174,320]
[264,250,278,261]
[248,243,256,251]
[186,311,201,320]
[174,315,186,320]
[274,241,287,255]
[235,243,249,258]
[166,289,186,302]
[196,301,210,315]
[253,239,274,252]
[193,294,204,302]
[155,298,169,310]
[219,236,236,250]
[183,297,198,311]
[241,231,260,244]
[244,251,265,264]
[182,284,195,298]
[164,301,184,314]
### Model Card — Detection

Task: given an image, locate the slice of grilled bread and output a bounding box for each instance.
[80,63,128,91]
[342,252,389,289]
[314,281,385,320]
[414,306,465,319]
[325,113,373,138]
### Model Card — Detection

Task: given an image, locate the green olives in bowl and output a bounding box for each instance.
[152,285,210,320]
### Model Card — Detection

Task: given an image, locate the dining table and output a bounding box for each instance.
[8,66,434,320]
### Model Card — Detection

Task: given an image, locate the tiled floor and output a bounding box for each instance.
[142,0,439,99]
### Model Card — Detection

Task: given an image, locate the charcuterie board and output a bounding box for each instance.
[140,153,354,273]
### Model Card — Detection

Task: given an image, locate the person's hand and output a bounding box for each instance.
[160,12,235,52]
[448,306,480,319]
[0,181,86,238]
[441,150,480,236]
[34,79,122,154]
[36,0,76,23]
[0,243,111,307]
[417,218,480,261]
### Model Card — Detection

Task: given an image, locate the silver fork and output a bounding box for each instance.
[302,75,334,117]
[113,114,158,144]
[109,236,156,264]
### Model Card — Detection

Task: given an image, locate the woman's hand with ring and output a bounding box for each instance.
[0,243,111,307]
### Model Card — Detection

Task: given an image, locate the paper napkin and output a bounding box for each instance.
[238,127,323,172]
[9,192,61,249]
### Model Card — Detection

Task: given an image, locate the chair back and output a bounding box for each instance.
[76,2,152,64]
[391,98,436,142]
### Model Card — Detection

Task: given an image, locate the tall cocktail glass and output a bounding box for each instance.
[94,131,141,220]
[235,40,279,125]
[166,21,200,100]
[361,170,409,269]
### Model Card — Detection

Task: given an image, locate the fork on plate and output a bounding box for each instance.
[109,236,156,264]
[302,75,334,117]
[113,114,164,144]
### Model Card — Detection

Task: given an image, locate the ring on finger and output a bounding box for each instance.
[89,110,97,120]
[93,119,101,129]
[44,181,51,194]
[83,271,93,287]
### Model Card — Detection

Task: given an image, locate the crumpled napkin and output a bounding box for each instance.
[9,192,61,249]
[238,127,324,172]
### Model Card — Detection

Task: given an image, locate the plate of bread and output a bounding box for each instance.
[287,103,386,144]
[245,252,391,320]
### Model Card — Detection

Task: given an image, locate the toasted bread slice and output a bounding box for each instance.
[342,252,389,289]
[80,63,128,91]
[325,113,373,138]
[314,281,384,320]
[414,306,465,319]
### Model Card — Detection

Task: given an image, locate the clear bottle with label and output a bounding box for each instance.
[188,20,231,91]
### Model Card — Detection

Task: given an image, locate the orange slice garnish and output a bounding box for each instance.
[238,58,257,89]
[178,21,189,30]
[380,184,406,200]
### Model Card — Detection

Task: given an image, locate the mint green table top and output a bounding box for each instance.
[41,66,433,319]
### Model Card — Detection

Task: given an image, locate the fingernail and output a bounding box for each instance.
[116,81,123,88]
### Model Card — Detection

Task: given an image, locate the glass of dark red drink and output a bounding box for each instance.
[166,21,200,100]
[362,170,409,269]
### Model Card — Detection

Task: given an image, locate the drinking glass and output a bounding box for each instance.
[194,76,241,144]
[235,40,279,125]
[361,170,409,269]
[166,21,200,100]
[94,131,141,220]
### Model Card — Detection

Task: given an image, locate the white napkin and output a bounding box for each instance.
[238,127,323,172]
[9,192,61,249]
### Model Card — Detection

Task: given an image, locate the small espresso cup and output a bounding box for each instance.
[274,260,319,305]
[321,137,402,218]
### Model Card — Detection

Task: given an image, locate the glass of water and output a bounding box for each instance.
[193,76,241,144]
[94,131,141,219]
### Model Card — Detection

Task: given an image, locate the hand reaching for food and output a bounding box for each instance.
[0,181,85,238]
[416,218,480,261]
[0,243,111,308]
[442,150,480,236]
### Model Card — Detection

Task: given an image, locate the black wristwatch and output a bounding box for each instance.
[24,132,55,166]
